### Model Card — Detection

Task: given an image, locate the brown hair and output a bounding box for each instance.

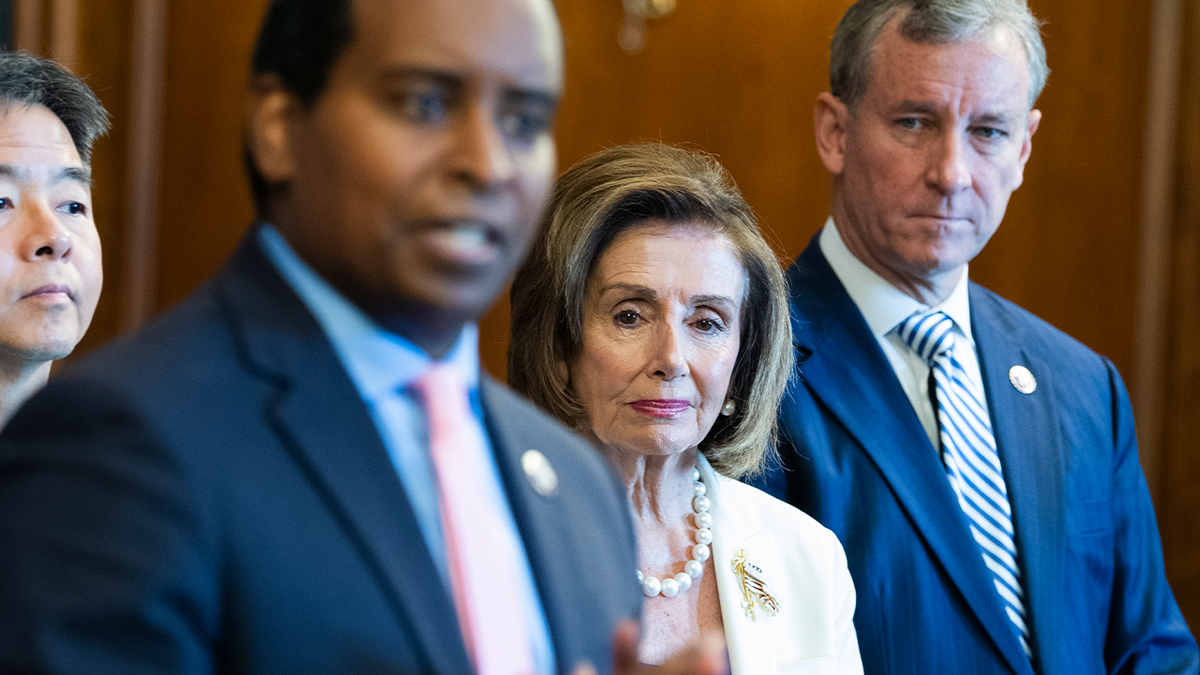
[508,143,792,479]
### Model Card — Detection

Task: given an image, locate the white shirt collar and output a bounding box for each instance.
[818,216,974,343]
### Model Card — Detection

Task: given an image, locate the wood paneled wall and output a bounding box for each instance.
[152,0,265,311]
[1159,0,1200,632]
[19,0,1197,628]
[59,0,1155,386]
[481,1,1153,386]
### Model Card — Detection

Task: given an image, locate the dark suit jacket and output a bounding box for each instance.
[0,232,641,675]
[753,237,1198,675]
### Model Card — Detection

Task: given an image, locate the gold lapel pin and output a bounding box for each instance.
[521,449,559,497]
[732,549,780,620]
[1008,365,1037,395]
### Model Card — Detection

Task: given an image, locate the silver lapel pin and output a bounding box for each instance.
[1008,365,1037,395]
[521,449,559,497]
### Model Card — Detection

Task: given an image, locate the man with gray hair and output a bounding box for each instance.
[0,52,106,427]
[754,0,1199,673]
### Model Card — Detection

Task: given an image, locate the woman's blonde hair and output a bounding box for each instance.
[508,143,792,479]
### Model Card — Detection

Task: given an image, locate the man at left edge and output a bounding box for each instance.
[0,0,671,673]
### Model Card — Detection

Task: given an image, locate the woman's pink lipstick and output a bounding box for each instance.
[630,399,690,418]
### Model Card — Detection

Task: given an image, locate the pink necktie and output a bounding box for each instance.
[413,363,538,675]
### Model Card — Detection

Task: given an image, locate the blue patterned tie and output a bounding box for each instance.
[897,311,1033,659]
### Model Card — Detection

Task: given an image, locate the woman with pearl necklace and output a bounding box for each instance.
[509,144,863,674]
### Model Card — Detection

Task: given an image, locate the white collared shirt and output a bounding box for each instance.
[818,217,988,447]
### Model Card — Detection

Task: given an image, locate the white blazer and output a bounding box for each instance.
[700,456,863,675]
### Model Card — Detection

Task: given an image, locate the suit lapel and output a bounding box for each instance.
[214,234,473,674]
[478,378,567,666]
[704,462,778,675]
[971,286,1065,674]
[790,241,1030,674]
[480,376,638,673]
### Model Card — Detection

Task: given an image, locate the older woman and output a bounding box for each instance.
[509,144,862,674]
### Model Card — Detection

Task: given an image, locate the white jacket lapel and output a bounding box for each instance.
[702,457,779,675]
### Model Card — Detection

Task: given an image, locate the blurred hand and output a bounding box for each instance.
[572,620,728,675]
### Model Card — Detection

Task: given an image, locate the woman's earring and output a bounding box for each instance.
[721,398,737,416]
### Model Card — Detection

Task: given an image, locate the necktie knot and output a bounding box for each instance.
[897,311,956,366]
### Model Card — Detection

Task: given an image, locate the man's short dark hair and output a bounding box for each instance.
[0,51,110,167]
[245,0,356,213]
[251,0,355,105]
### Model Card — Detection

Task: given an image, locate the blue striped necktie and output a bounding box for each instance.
[897,311,1033,660]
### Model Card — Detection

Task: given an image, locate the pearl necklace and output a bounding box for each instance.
[636,467,712,597]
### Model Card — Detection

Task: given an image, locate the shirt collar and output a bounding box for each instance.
[257,223,481,400]
[819,216,974,343]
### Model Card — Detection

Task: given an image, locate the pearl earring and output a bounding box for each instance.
[720,399,737,416]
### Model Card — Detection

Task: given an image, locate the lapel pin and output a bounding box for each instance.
[1009,365,1037,394]
[521,449,559,497]
[732,549,780,620]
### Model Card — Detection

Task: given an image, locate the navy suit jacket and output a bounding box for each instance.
[754,238,1198,675]
[0,233,641,674]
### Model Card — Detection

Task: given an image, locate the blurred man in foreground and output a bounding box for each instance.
[755,0,1199,673]
[0,1,724,673]
[0,52,106,427]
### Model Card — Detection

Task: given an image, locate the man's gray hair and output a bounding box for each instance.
[0,51,110,166]
[830,0,1048,110]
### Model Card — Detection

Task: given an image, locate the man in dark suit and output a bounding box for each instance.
[754,0,1200,673]
[0,1,723,673]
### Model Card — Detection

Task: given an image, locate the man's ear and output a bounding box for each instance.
[1011,107,1042,190]
[246,73,299,184]
[814,92,850,176]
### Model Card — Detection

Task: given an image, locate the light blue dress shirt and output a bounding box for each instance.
[258,224,554,672]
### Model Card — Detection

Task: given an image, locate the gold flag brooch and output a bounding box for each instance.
[732,549,780,620]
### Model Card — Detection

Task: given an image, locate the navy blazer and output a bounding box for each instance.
[0,232,641,674]
[753,238,1198,675]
